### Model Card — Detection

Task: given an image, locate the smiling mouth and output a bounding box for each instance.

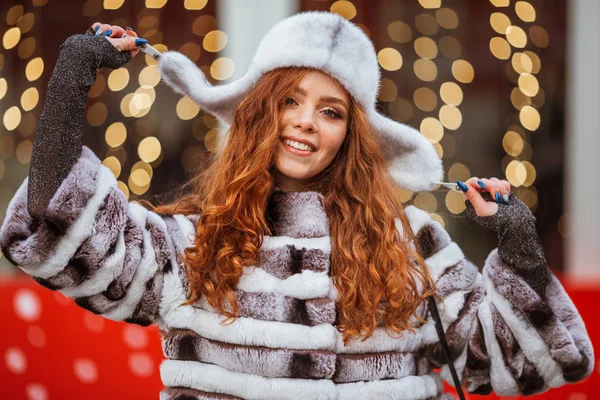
[280,138,316,155]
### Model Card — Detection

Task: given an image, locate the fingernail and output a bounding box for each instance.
[135,38,148,46]
[456,180,468,193]
[95,29,104,36]
[495,192,501,202]
[126,26,134,31]
[477,180,486,189]
[93,25,99,31]
[105,29,113,36]
[502,194,509,205]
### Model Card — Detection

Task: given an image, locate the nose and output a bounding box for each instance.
[292,105,318,132]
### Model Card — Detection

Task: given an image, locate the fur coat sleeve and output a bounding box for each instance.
[405,199,594,396]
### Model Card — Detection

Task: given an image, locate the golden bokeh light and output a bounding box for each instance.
[511,52,533,74]
[440,82,463,106]
[203,30,227,53]
[557,213,571,239]
[502,130,524,156]
[418,0,441,9]
[436,8,459,29]
[529,26,549,48]
[139,65,161,87]
[108,68,130,91]
[414,191,438,213]
[132,160,153,179]
[103,0,125,9]
[330,1,357,20]
[138,136,161,163]
[490,12,511,35]
[18,37,36,59]
[176,96,200,120]
[377,78,397,102]
[430,213,445,228]
[16,139,32,164]
[490,37,511,60]
[451,60,474,83]
[0,78,7,100]
[448,162,470,182]
[506,26,527,48]
[210,57,235,81]
[413,87,437,112]
[17,13,35,34]
[420,117,444,143]
[515,1,536,22]
[523,51,541,74]
[105,122,127,148]
[7,5,24,25]
[3,27,21,50]
[389,97,414,122]
[518,73,539,97]
[184,0,208,10]
[20,87,39,111]
[414,58,437,81]
[521,160,537,186]
[378,48,403,71]
[204,128,220,152]
[120,93,135,117]
[87,102,107,127]
[130,91,153,118]
[179,42,202,62]
[25,57,44,81]
[192,15,217,36]
[145,0,168,8]
[414,37,438,59]
[439,105,462,130]
[415,13,439,36]
[145,44,167,66]
[102,156,122,179]
[490,0,510,6]
[432,142,443,158]
[519,105,541,131]
[505,160,527,186]
[129,172,150,195]
[396,187,414,204]
[439,36,462,59]
[445,190,466,215]
[388,21,412,43]
[3,106,22,131]
[532,87,546,108]
[510,87,531,110]
[117,180,130,199]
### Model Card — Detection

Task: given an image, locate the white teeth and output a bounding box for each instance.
[283,139,315,152]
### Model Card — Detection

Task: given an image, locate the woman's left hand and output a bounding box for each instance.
[457,177,512,217]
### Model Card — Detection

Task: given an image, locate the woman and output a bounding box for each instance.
[0,11,593,400]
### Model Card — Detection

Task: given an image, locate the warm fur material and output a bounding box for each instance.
[0,147,594,399]
[156,11,443,192]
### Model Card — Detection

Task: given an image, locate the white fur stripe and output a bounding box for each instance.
[483,262,566,389]
[101,202,159,321]
[27,166,117,279]
[261,235,331,253]
[172,214,196,246]
[404,205,432,237]
[335,290,468,354]
[425,242,465,282]
[238,267,331,299]
[59,231,126,297]
[160,359,336,400]
[335,373,443,400]
[477,296,520,395]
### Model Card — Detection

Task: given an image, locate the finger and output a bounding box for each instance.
[489,177,509,204]
[92,22,102,32]
[108,25,125,38]
[125,27,138,38]
[95,23,112,36]
[458,180,499,217]
[465,177,486,191]
[106,35,140,53]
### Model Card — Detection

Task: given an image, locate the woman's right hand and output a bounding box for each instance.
[90,22,145,58]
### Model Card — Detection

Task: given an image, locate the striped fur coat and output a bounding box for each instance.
[0,145,594,399]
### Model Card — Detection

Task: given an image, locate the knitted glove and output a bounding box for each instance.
[464,192,550,297]
[28,29,132,218]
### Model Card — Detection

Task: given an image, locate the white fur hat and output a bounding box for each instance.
[157,10,443,192]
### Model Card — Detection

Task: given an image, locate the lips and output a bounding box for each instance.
[280,139,315,156]
[280,136,317,151]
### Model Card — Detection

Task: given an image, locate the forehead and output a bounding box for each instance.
[297,70,349,101]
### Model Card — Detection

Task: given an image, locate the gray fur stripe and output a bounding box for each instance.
[266,190,329,238]
[485,254,591,381]
[161,387,241,399]
[333,351,417,383]
[434,258,478,298]
[462,319,492,395]
[162,329,336,379]
[258,246,329,279]
[193,291,336,326]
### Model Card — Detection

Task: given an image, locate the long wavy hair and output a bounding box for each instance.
[149,66,437,344]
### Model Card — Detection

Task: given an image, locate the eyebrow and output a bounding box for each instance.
[294,87,348,111]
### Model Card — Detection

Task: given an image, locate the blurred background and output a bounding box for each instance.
[0,0,598,399]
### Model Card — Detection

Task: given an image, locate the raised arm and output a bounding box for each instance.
[406,192,594,396]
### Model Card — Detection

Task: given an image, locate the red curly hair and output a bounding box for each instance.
[149,67,436,344]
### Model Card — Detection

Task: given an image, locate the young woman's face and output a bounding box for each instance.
[275,71,350,192]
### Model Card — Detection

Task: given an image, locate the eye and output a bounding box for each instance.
[323,109,342,119]
[284,97,297,106]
